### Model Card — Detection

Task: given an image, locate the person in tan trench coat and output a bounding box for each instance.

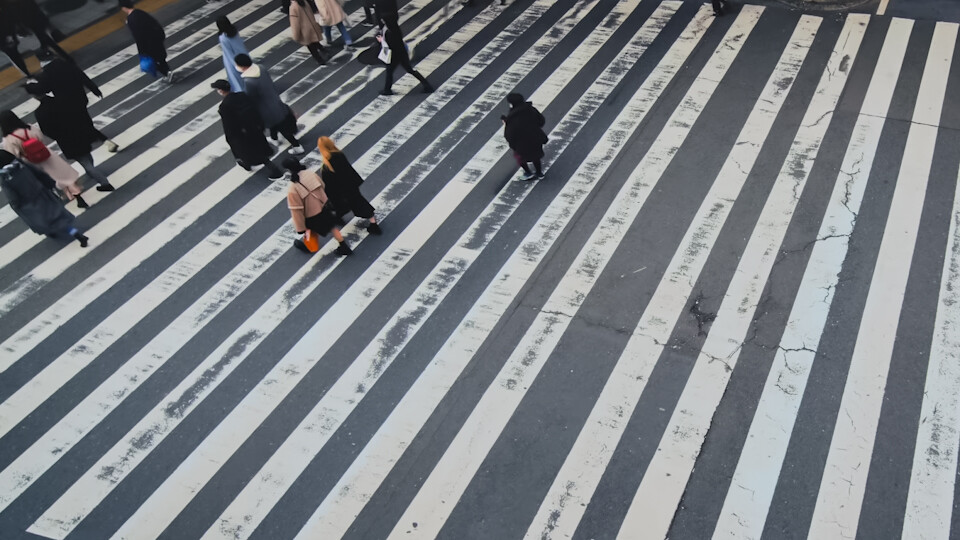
[314,0,355,49]
[288,0,329,65]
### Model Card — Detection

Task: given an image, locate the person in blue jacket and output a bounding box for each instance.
[216,15,249,92]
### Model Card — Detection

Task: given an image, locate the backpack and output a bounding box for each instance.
[11,129,51,164]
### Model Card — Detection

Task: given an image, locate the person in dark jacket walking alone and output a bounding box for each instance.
[235,53,304,155]
[119,0,175,82]
[0,149,88,246]
[0,6,30,76]
[502,93,547,180]
[379,17,432,95]
[317,136,381,234]
[26,84,115,191]
[31,57,119,152]
[283,157,352,256]
[6,0,71,62]
[212,79,283,179]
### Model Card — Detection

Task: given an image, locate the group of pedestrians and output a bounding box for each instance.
[1,0,550,256]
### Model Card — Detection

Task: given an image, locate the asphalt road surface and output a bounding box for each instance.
[1,0,959,539]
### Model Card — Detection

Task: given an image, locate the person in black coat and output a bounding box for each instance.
[502,92,547,180]
[317,135,381,234]
[119,0,174,81]
[379,17,432,95]
[25,84,115,191]
[0,5,29,76]
[5,0,71,62]
[212,79,283,179]
[31,58,119,152]
[0,149,88,246]
[374,0,397,27]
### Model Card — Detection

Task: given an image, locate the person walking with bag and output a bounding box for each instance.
[502,92,547,180]
[315,0,354,50]
[235,53,304,155]
[119,0,175,82]
[25,85,115,192]
[379,16,432,95]
[0,149,88,246]
[317,136,381,234]
[212,79,283,179]
[288,0,328,65]
[0,110,88,208]
[216,15,250,92]
[283,157,352,256]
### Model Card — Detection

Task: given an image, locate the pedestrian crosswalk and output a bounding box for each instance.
[0,0,959,538]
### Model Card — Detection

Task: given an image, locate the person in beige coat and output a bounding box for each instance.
[283,157,352,256]
[315,0,354,49]
[288,0,329,65]
[0,110,88,209]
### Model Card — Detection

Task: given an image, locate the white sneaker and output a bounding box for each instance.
[105,140,119,152]
[519,171,537,181]
[164,70,176,83]
[287,145,305,155]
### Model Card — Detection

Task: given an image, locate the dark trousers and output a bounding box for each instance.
[711,0,728,14]
[306,42,326,65]
[0,42,29,75]
[383,52,430,91]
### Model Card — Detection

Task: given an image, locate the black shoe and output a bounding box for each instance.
[76,196,89,209]
[74,233,89,247]
[367,222,382,235]
[380,89,394,96]
[237,160,252,171]
[96,183,115,192]
[336,241,352,256]
[266,166,284,179]
[293,238,311,253]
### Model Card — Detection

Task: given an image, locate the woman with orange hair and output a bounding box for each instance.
[317,136,381,235]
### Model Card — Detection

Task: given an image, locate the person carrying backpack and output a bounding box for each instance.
[0,149,88,246]
[1,110,87,208]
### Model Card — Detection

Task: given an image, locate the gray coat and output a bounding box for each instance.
[241,64,289,128]
[0,159,76,237]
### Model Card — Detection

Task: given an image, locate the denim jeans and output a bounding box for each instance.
[323,22,353,45]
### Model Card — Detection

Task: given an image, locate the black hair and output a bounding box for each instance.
[216,15,237,37]
[234,53,252,68]
[0,111,30,137]
[506,93,525,106]
[118,0,134,9]
[0,149,15,167]
[282,157,305,175]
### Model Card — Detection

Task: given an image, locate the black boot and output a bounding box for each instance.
[76,195,89,208]
[73,232,89,247]
[335,241,352,256]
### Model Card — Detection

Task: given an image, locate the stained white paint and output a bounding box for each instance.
[806,22,957,540]
[712,17,911,540]
[384,8,761,539]
[0,0,439,368]
[901,151,960,540]
[516,15,821,540]
[616,14,877,540]
[202,3,678,538]
[21,2,562,536]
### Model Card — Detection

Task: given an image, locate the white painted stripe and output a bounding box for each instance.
[806,22,957,540]
[0,0,469,519]
[7,0,249,118]
[519,15,821,540]
[712,16,911,540]
[877,0,890,16]
[618,15,878,540]
[0,0,438,367]
[386,8,762,539]
[19,2,551,536]
[901,150,960,540]
[205,3,677,538]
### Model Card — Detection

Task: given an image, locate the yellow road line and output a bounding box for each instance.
[0,0,183,90]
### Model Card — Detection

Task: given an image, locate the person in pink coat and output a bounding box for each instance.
[0,110,87,209]
[314,0,354,49]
